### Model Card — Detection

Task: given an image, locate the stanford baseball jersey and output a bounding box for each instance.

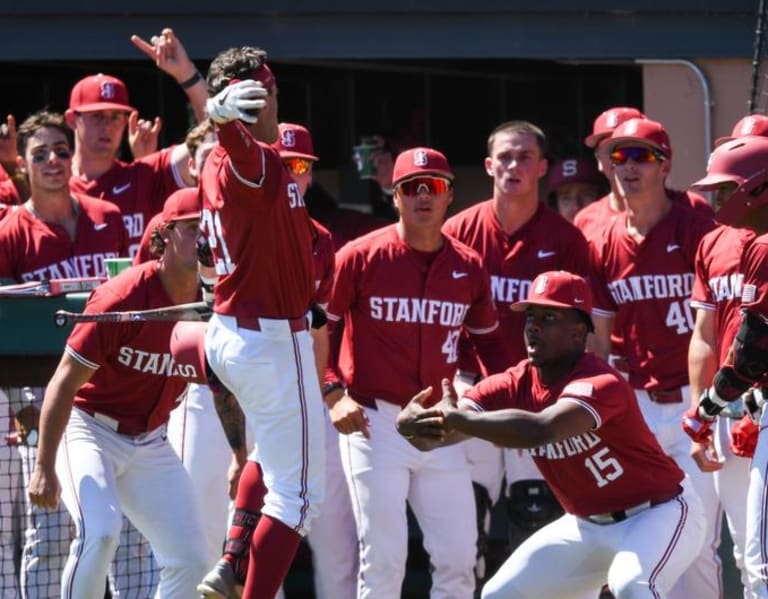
[326,224,503,408]
[575,189,713,244]
[70,148,182,257]
[313,218,334,307]
[443,200,590,368]
[0,193,127,282]
[65,261,194,434]
[464,352,684,517]
[739,234,768,317]
[200,122,315,319]
[590,201,716,390]
[691,225,756,364]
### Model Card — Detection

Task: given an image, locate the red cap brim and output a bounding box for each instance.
[72,102,135,113]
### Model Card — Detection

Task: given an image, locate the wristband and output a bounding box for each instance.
[180,70,203,90]
[323,381,344,396]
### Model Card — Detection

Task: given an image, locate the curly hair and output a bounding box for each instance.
[207,46,269,96]
[149,222,173,258]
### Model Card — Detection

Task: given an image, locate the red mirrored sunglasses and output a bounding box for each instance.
[396,176,452,196]
[609,146,667,166]
[283,157,313,176]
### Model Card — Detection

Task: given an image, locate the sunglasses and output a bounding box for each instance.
[609,146,667,166]
[31,147,72,163]
[283,158,313,176]
[396,176,452,196]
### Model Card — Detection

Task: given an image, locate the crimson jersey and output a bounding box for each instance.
[690,225,755,364]
[312,218,334,307]
[0,179,19,205]
[590,202,716,390]
[464,352,683,517]
[575,189,713,244]
[443,200,590,368]
[200,122,315,319]
[326,224,503,408]
[0,193,127,282]
[65,261,195,434]
[70,148,182,257]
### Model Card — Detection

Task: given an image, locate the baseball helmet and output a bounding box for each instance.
[584,106,645,148]
[691,136,768,226]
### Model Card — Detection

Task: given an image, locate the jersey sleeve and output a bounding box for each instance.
[557,374,627,430]
[464,370,516,412]
[690,230,716,311]
[136,147,183,216]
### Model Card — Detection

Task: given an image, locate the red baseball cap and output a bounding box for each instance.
[273,123,319,161]
[547,157,605,193]
[714,114,768,147]
[162,187,201,223]
[392,147,453,187]
[608,118,672,158]
[68,73,135,113]
[511,271,594,330]
[584,107,645,148]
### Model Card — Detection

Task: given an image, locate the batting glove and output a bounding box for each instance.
[682,405,714,443]
[730,414,759,458]
[206,79,267,125]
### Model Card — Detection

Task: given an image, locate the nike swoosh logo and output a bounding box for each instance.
[93,223,108,231]
[452,271,469,279]
[573,298,584,304]
[666,244,680,252]
[112,183,131,195]
[537,250,556,259]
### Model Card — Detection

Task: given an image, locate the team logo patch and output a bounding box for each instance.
[563,382,594,397]
[562,159,578,177]
[625,119,639,135]
[281,129,296,148]
[414,149,428,167]
[742,283,757,304]
[535,275,548,294]
[606,111,619,128]
[100,81,116,100]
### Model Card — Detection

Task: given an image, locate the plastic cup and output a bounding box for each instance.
[104,257,133,280]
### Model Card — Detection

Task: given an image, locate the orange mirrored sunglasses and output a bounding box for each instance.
[396,176,452,196]
[283,157,313,176]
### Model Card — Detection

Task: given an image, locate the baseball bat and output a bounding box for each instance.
[53,301,212,328]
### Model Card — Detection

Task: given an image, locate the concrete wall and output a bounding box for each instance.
[642,58,760,191]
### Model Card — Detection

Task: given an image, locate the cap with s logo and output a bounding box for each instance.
[392,146,454,187]
[714,114,768,147]
[510,270,594,330]
[584,106,645,148]
[68,73,135,113]
[272,123,319,161]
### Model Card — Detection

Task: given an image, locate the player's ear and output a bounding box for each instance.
[484,156,493,177]
[537,157,548,179]
[64,109,77,131]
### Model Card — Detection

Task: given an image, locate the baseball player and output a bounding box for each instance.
[576,106,713,244]
[442,121,591,578]
[0,115,25,204]
[351,134,399,222]
[397,270,707,599]
[546,155,606,223]
[67,28,206,257]
[196,47,325,599]
[324,146,512,599]
[588,117,721,598]
[685,136,768,595]
[26,186,209,599]
[0,110,142,599]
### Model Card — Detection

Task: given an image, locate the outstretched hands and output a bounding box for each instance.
[396,378,459,450]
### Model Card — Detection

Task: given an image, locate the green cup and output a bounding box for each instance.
[352,136,385,179]
[104,257,133,280]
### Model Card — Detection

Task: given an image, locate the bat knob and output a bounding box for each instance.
[54,312,67,328]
